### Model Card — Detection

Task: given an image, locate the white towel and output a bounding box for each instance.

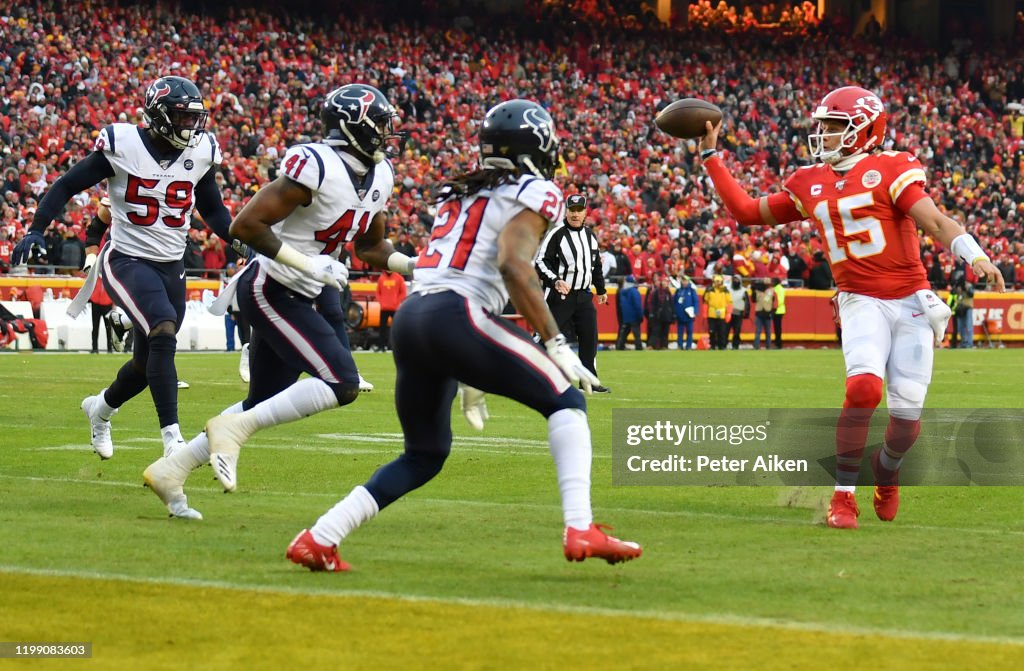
[66,244,109,318]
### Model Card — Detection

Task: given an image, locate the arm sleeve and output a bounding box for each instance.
[30,152,114,233]
[84,215,109,247]
[703,155,802,226]
[590,232,606,294]
[194,168,233,241]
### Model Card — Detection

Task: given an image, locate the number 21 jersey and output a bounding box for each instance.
[413,175,564,314]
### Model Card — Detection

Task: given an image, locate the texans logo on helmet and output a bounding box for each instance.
[332,89,376,124]
[523,108,555,152]
[146,82,172,107]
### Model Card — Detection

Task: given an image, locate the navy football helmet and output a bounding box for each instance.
[142,76,208,150]
[321,84,401,165]
[479,100,559,179]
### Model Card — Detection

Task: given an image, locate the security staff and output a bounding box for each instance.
[536,194,610,393]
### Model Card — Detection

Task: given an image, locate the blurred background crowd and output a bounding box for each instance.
[2,0,1023,291]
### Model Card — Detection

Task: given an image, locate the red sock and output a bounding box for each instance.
[835,374,883,487]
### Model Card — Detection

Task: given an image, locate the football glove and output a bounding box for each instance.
[82,252,98,273]
[458,383,489,431]
[12,231,47,266]
[308,255,349,290]
[544,334,600,394]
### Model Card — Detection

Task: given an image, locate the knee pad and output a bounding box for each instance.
[329,381,361,407]
[844,373,883,409]
[887,378,927,419]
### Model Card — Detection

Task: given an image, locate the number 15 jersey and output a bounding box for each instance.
[413,175,565,314]
[783,151,930,299]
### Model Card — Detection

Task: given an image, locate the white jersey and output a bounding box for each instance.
[261,143,394,298]
[95,123,221,262]
[413,174,565,313]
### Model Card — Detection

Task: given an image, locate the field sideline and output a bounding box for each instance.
[1,350,1022,669]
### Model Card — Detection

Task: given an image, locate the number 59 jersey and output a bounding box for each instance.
[97,123,221,262]
[413,175,565,314]
[783,151,930,300]
[263,143,395,297]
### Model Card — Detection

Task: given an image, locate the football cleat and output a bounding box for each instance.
[239,343,250,383]
[206,413,251,492]
[563,523,642,564]
[176,379,190,389]
[871,449,900,522]
[357,374,374,392]
[286,529,350,572]
[826,491,860,529]
[143,456,202,520]
[81,391,117,459]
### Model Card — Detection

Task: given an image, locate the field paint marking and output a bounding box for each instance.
[2,473,1021,537]
[316,432,550,448]
[0,564,1020,648]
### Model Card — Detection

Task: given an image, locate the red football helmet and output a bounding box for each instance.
[808,86,887,164]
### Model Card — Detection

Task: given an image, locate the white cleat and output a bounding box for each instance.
[176,379,190,389]
[358,374,374,392]
[81,393,117,459]
[239,343,250,383]
[206,414,250,492]
[143,457,203,520]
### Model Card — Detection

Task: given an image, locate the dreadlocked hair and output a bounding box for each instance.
[436,167,520,202]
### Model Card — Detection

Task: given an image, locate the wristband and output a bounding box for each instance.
[274,242,313,275]
[700,149,718,161]
[949,233,988,267]
[387,251,415,274]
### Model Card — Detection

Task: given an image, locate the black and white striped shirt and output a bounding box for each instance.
[536,222,606,295]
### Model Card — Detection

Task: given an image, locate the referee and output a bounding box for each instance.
[536,194,610,393]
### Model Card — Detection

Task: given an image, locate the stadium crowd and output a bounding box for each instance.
[2,0,1024,291]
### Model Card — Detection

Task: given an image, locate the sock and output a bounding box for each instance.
[835,407,874,487]
[310,485,379,547]
[95,388,118,421]
[547,408,593,531]
[231,378,339,436]
[147,333,179,428]
[880,416,921,474]
[835,485,856,493]
[834,374,883,488]
[160,423,186,455]
[103,361,148,412]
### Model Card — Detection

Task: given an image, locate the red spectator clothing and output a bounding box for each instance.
[90,279,113,306]
[202,240,226,275]
[0,239,12,266]
[25,285,44,313]
[783,152,931,299]
[375,270,407,312]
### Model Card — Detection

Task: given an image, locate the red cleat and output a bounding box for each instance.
[826,491,860,529]
[286,529,351,572]
[563,523,642,564]
[871,449,900,522]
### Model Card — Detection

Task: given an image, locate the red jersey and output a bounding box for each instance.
[782,152,930,299]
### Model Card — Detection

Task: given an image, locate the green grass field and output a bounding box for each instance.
[1,349,1022,670]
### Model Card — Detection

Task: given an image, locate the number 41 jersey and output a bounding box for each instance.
[413,175,565,314]
[96,123,221,262]
[783,151,930,300]
[263,143,395,298]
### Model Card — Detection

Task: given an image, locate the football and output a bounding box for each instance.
[655,98,723,139]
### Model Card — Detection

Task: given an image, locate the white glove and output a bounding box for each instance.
[83,252,98,273]
[684,306,695,319]
[915,289,952,346]
[308,255,349,289]
[544,334,600,393]
[458,383,489,431]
